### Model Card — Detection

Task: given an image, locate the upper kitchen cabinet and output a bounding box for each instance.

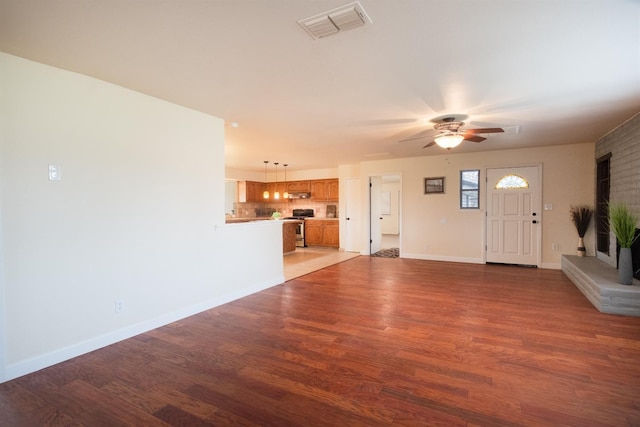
[311,179,339,201]
[327,179,339,200]
[265,181,288,201]
[238,181,265,203]
[287,180,310,193]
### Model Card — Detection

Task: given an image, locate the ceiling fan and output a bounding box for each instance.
[401,116,505,149]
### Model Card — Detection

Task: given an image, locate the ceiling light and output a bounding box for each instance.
[434,133,464,149]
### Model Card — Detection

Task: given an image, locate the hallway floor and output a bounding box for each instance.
[283,247,360,281]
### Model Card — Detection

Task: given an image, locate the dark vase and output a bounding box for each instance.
[618,247,633,285]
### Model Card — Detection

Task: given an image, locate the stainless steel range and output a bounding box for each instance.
[284,209,314,247]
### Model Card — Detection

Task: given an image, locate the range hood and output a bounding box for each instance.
[288,192,311,199]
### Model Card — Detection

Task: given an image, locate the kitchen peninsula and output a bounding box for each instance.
[224,217,302,254]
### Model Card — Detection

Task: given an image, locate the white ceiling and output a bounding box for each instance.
[1,0,639,173]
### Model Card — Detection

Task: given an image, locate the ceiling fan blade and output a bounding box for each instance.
[422,141,436,148]
[464,127,504,134]
[399,129,434,143]
[463,134,486,143]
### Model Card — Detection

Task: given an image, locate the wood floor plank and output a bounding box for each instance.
[2,257,640,426]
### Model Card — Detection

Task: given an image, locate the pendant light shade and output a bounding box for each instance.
[283,164,289,199]
[273,162,280,200]
[263,161,269,199]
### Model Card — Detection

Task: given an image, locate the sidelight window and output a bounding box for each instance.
[460,169,480,209]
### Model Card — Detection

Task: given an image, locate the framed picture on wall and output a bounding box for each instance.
[424,177,445,194]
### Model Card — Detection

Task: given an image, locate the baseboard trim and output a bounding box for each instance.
[401,253,484,264]
[2,275,284,383]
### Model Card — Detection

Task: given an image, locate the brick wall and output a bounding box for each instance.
[595,112,640,265]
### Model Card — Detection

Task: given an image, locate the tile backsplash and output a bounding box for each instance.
[234,199,338,218]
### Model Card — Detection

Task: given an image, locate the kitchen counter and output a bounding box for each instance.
[282,220,302,254]
[225,217,302,254]
[225,216,272,224]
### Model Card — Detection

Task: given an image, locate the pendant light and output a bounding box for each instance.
[263,161,269,199]
[273,162,280,200]
[283,164,289,199]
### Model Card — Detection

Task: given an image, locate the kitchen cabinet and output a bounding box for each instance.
[304,221,323,246]
[282,221,298,253]
[310,180,327,200]
[304,219,339,248]
[326,179,339,200]
[238,178,337,203]
[238,181,265,203]
[310,179,339,200]
[287,180,310,193]
[262,182,288,201]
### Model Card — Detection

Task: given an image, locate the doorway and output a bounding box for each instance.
[485,166,541,266]
[369,174,401,256]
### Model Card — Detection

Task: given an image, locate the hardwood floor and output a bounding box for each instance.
[2,258,640,426]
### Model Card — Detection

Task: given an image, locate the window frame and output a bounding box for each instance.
[460,169,480,209]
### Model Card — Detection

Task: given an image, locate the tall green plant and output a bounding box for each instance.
[609,203,639,248]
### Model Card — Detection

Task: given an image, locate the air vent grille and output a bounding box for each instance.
[298,2,372,40]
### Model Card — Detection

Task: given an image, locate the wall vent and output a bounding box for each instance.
[298,2,372,40]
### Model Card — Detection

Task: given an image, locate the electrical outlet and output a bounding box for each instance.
[424,244,430,250]
[114,300,125,313]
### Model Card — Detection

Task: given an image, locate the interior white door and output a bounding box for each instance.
[345,177,361,252]
[369,176,382,254]
[486,166,541,266]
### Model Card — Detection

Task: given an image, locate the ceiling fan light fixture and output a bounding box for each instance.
[435,133,464,149]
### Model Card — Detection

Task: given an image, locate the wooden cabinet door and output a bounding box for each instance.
[304,222,323,246]
[322,222,339,247]
[311,180,327,200]
[288,181,310,193]
[246,181,263,202]
[326,179,339,200]
[267,182,286,200]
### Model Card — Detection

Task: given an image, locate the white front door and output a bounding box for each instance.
[486,166,541,266]
[369,176,382,254]
[345,177,361,253]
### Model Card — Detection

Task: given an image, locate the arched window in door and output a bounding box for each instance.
[495,174,529,189]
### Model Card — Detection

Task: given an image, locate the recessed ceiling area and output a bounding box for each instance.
[0,0,638,172]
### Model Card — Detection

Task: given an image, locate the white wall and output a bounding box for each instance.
[0,53,283,382]
[380,181,400,234]
[359,143,595,268]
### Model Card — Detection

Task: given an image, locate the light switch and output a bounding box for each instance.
[48,165,61,181]
[544,203,553,211]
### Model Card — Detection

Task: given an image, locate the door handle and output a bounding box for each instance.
[532,220,538,224]
[346,217,350,220]
[379,217,383,220]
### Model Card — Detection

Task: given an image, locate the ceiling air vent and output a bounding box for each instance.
[298,1,372,40]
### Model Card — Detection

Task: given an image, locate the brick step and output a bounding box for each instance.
[561,255,640,317]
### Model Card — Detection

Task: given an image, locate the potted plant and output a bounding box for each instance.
[569,205,593,256]
[609,202,639,285]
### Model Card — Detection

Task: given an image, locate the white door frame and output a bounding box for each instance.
[367,173,402,256]
[484,164,542,267]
